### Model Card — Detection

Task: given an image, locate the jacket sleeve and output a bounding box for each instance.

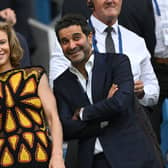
[53,85,101,141]
[82,56,134,122]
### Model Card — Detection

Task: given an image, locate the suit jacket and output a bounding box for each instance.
[54,53,160,168]
[118,0,156,57]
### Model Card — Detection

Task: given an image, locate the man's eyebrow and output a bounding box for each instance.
[72,32,81,36]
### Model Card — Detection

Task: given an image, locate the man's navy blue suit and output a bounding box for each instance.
[54,53,160,168]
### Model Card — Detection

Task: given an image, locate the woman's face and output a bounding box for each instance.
[0,30,11,70]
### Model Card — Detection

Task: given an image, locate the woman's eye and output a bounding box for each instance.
[0,40,6,44]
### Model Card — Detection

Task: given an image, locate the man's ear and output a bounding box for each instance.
[88,32,93,47]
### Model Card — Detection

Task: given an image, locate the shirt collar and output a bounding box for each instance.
[90,15,118,34]
[69,53,94,76]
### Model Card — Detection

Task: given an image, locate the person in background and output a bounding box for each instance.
[86,0,159,106]
[117,0,160,142]
[0,0,36,54]
[0,21,65,168]
[53,14,162,168]
[118,0,156,57]
[85,0,160,142]
[0,8,16,25]
[0,8,31,67]
[152,0,168,145]
[49,36,69,88]
[152,0,168,110]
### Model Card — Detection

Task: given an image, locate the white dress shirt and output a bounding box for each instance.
[90,15,159,106]
[152,0,168,58]
[49,36,70,88]
[69,54,103,154]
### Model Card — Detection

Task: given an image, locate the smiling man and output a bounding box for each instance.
[53,14,162,168]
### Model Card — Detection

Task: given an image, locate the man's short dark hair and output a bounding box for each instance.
[55,14,92,42]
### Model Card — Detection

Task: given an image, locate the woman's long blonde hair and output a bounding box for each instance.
[0,21,23,68]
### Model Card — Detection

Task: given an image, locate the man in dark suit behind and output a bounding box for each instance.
[53,14,162,168]
[118,0,161,142]
[118,0,156,57]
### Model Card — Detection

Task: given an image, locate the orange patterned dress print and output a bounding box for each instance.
[0,66,51,168]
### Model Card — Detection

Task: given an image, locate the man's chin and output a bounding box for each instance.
[71,57,86,66]
[72,59,83,65]
[68,54,84,63]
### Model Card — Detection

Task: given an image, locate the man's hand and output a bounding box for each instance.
[134,80,145,99]
[107,84,118,98]
[0,8,16,25]
[72,108,81,120]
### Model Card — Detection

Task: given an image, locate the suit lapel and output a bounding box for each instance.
[92,53,106,103]
[64,70,90,106]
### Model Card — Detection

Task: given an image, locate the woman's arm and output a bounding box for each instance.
[38,74,65,168]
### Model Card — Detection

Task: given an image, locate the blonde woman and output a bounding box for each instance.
[0,21,65,168]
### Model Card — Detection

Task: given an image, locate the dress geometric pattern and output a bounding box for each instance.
[0,66,51,168]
